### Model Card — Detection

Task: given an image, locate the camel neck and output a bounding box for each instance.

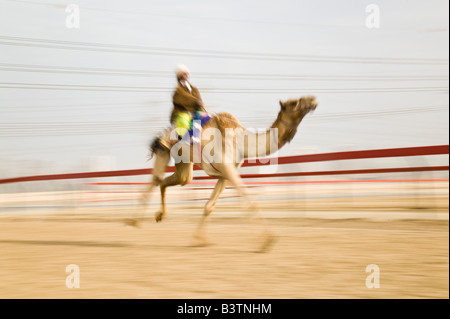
[271,109,308,148]
[238,128,278,160]
[237,108,308,160]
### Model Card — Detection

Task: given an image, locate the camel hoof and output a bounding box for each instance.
[257,233,277,253]
[245,201,259,212]
[193,234,212,247]
[193,240,213,247]
[155,212,165,223]
[124,218,141,228]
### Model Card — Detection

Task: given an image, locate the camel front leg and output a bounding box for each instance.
[194,177,228,245]
[220,164,276,253]
[156,162,193,222]
[126,150,170,227]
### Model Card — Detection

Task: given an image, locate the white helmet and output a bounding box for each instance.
[175,64,190,78]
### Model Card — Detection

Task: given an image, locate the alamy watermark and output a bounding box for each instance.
[66,264,80,288]
[365,264,380,288]
[366,4,381,29]
[165,123,279,168]
[65,4,80,29]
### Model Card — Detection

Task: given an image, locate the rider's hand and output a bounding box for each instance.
[198,101,206,112]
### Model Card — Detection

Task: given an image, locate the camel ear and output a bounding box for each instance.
[279,100,286,110]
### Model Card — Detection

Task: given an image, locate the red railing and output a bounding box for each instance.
[0,145,448,185]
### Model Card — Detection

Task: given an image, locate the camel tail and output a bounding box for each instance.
[149,137,166,160]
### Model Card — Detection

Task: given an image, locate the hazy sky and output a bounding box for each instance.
[0,0,448,176]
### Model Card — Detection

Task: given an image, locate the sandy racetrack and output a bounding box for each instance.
[0,209,447,299]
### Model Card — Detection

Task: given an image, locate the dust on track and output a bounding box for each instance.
[0,210,448,299]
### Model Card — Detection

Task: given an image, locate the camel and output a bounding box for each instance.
[128,96,318,252]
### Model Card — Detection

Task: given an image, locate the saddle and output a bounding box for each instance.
[155,110,212,151]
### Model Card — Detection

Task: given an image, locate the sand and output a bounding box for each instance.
[0,209,447,299]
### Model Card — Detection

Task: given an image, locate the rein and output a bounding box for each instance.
[278,108,304,129]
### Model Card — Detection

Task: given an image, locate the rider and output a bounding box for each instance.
[171,65,205,137]
[152,65,206,153]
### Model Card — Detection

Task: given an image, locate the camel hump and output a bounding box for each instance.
[211,112,243,129]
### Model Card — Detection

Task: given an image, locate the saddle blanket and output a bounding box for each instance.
[185,111,212,143]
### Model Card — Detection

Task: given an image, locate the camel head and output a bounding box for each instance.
[279,96,318,121]
[276,96,318,144]
[299,96,318,113]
